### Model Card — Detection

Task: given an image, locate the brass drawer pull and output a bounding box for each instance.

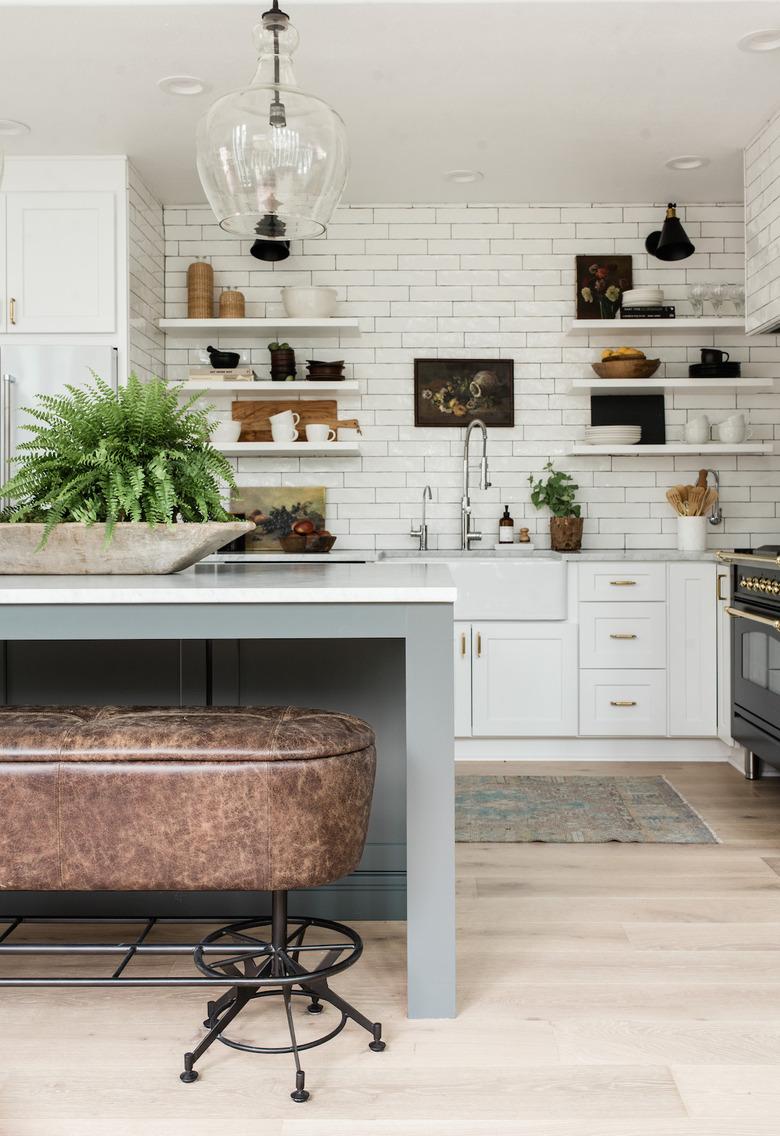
[609,580,636,586]
[717,573,727,602]
[9,298,15,326]
[476,632,482,657]
[460,632,466,657]
[609,633,637,640]
[610,700,637,707]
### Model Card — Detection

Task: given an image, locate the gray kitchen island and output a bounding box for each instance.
[0,561,456,1019]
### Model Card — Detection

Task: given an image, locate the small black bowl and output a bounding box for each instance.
[207,345,241,369]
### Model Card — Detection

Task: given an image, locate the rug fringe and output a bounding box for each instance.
[660,775,721,844]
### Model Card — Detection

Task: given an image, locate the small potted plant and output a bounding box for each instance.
[268,341,297,382]
[528,460,583,552]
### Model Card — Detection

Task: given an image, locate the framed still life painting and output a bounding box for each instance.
[230,486,326,552]
[575,255,633,320]
[413,359,514,427]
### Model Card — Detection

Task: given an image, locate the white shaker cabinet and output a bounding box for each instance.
[471,621,578,737]
[667,562,717,737]
[453,622,472,737]
[5,191,116,333]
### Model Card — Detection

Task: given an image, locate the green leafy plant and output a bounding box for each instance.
[0,373,236,545]
[528,460,581,518]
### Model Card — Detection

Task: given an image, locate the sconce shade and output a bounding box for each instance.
[250,239,291,262]
[645,203,695,261]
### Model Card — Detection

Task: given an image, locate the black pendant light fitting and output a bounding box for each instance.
[645,203,695,262]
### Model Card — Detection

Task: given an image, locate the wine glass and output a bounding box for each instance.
[709,284,725,317]
[688,283,705,319]
[724,283,745,317]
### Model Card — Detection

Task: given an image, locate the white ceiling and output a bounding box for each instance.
[2,1,780,205]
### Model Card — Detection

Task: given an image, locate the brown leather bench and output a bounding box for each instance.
[0,704,383,1102]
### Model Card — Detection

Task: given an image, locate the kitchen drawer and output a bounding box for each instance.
[578,562,666,603]
[579,669,667,736]
[579,603,666,669]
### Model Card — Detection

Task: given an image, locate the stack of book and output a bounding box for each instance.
[620,306,676,319]
[187,367,257,382]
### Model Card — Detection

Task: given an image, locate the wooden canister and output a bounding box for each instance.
[219,288,246,319]
[187,259,214,319]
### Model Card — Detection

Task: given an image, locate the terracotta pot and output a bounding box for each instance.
[549,516,583,552]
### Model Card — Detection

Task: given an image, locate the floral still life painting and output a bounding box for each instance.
[414,359,514,427]
[231,487,326,551]
[575,255,633,320]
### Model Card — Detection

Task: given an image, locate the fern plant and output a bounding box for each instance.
[0,373,236,545]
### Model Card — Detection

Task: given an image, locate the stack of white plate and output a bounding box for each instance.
[621,287,664,308]
[584,425,642,446]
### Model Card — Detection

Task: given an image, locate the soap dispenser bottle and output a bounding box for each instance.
[499,505,514,544]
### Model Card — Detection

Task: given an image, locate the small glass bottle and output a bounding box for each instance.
[499,505,514,544]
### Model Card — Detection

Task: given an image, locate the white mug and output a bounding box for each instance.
[306,423,337,443]
[718,415,751,444]
[684,415,710,445]
[269,409,300,444]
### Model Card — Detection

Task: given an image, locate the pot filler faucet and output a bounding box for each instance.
[461,419,491,549]
[410,484,433,551]
[707,469,723,526]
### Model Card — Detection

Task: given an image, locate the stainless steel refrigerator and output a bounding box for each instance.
[0,344,118,494]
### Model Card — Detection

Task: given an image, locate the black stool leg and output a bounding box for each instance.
[203,987,237,1028]
[300,975,385,1051]
[272,890,310,1103]
[283,983,309,1103]
[181,986,252,1083]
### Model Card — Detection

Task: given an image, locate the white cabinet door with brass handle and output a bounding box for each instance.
[453,623,472,738]
[471,621,578,737]
[580,670,666,736]
[579,603,666,669]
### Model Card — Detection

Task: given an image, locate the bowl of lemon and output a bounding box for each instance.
[591,347,661,380]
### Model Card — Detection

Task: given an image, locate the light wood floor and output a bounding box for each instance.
[3,761,780,1135]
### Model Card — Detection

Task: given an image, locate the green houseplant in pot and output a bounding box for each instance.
[0,373,253,574]
[528,460,583,552]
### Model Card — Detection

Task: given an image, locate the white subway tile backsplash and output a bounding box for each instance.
[161,199,779,549]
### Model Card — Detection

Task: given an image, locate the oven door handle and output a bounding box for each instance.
[726,606,780,633]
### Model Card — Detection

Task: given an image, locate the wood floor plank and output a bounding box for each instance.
[672,1064,780,1119]
[554,1020,780,1065]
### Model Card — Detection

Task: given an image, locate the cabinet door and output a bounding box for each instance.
[471,622,577,736]
[668,562,717,737]
[454,622,472,737]
[580,669,667,736]
[579,602,666,669]
[5,191,116,333]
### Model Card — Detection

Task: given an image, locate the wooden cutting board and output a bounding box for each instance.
[232,399,338,441]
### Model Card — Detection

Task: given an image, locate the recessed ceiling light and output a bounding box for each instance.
[0,119,30,137]
[665,155,709,171]
[444,169,484,184]
[738,28,780,52]
[157,75,209,97]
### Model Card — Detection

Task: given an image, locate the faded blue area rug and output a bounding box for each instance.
[455,775,718,844]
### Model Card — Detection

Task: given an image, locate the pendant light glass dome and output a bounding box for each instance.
[196,1,348,240]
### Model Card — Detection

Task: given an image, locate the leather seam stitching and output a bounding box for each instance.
[56,763,63,888]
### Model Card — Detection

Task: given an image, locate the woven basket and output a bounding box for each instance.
[187,260,214,319]
[219,288,246,318]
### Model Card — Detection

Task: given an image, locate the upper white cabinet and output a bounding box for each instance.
[5,191,116,334]
[745,108,780,334]
[471,621,578,737]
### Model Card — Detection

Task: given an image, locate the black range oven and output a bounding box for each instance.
[719,547,780,775]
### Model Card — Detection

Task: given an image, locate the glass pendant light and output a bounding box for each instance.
[196,1,348,241]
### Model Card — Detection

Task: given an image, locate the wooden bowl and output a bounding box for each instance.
[279,534,307,553]
[304,534,337,553]
[591,358,661,380]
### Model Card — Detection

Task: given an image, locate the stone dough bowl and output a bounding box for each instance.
[0,521,255,574]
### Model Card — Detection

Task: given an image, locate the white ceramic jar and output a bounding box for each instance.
[677,515,708,552]
[281,286,338,318]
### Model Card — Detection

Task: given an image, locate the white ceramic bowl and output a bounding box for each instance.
[209,420,242,444]
[281,286,338,319]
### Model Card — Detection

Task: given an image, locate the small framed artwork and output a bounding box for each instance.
[413,359,514,427]
[230,486,326,552]
[576,255,632,320]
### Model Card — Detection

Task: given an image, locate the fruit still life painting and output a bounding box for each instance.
[575,255,633,320]
[231,486,326,551]
[414,359,514,427]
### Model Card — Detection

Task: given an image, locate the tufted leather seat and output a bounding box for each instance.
[0,705,376,894]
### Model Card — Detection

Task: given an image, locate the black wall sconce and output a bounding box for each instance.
[645,203,695,261]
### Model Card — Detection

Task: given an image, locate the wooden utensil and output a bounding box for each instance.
[701,488,718,516]
[666,487,687,515]
[687,486,706,516]
[696,469,708,489]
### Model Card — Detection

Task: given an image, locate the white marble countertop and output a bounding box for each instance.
[0,562,457,605]
[376,548,718,563]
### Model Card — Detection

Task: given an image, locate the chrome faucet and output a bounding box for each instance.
[461,419,491,549]
[410,485,433,550]
[707,469,723,526]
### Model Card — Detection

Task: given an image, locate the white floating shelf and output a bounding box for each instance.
[177,380,359,396]
[570,443,774,456]
[159,318,360,338]
[568,377,774,396]
[214,441,360,457]
[566,317,745,336]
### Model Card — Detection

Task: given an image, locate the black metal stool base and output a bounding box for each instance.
[180,892,386,1101]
